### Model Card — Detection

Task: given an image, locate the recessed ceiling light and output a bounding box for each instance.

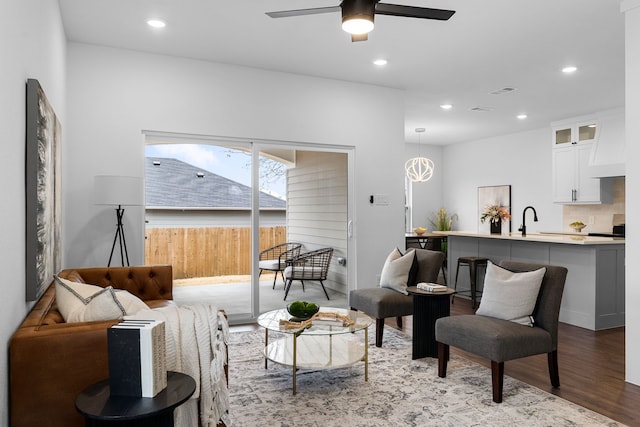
[562,66,577,73]
[373,59,387,66]
[440,104,453,110]
[147,19,166,28]
[517,114,528,120]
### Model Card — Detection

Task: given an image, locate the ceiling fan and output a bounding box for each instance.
[266,0,455,42]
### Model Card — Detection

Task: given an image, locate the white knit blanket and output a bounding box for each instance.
[126,304,230,426]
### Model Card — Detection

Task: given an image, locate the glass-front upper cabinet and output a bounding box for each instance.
[553,122,598,146]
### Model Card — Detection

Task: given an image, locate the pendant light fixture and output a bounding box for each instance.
[405,128,434,183]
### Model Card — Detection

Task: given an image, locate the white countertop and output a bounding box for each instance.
[434,231,625,245]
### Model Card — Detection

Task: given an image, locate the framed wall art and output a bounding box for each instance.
[478,185,511,234]
[25,79,62,301]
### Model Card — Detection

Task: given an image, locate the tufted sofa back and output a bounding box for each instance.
[58,264,173,301]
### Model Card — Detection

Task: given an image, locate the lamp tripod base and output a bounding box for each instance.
[108,205,130,267]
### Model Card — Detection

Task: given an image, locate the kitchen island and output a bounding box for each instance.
[436,231,625,330]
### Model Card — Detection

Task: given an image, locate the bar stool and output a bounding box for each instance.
[453,256,489,309]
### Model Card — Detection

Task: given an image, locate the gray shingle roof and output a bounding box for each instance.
[145,157,286,209]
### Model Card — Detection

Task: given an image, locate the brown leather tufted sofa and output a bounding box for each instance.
[9,265,186,427]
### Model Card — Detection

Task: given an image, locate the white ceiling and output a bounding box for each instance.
[58,0,625,145]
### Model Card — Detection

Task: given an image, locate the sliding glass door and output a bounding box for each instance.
[144,132,354,324]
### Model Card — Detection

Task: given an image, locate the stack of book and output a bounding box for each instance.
[107,319,167,397]
[416,282,449,293]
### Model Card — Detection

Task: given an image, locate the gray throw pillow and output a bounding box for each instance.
[476,261,546,326]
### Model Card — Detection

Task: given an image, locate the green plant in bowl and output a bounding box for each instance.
[287,301,320,319]
[570,221,586,233]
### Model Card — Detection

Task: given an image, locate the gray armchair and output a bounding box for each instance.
[259,242,302,289]
[435,260,568,403]
[350,249,445,347]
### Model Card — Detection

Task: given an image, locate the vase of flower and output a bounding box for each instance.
[480,204,511,234]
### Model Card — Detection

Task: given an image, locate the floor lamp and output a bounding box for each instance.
[94,175,143,267]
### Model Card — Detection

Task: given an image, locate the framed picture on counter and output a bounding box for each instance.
[478,185,511,234]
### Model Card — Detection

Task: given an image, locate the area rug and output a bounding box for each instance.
[226,327,624,427]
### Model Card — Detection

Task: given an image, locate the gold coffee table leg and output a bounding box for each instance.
[292,334,297,395]
[264,329,269,369]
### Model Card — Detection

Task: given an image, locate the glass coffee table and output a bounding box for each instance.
[257,308,373,394]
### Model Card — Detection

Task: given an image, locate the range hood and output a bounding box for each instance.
[588,108,625,178]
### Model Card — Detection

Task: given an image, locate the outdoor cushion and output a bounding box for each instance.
[259,259,281,270]
[284,266,324,280]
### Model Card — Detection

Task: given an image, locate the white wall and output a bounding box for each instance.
[0,1,66,423]
[65,43,406,292]
[622,0,640,386]
[441,127,564,233]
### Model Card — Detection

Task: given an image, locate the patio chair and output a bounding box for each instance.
[283,247,334,301]
[259,242,303,289]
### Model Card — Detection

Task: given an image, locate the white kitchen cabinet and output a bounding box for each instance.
[553,121,598,146]
[551,117,613,204]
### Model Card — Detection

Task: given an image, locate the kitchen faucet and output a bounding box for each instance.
[518,206,538,237]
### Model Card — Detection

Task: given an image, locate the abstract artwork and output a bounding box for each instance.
[25,79,62,301]
[478,185,511,233]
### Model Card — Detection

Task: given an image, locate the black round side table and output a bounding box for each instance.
[76,371,196,427]
[406,286,455,359]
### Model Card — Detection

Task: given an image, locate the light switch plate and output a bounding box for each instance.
[374,194,389,205]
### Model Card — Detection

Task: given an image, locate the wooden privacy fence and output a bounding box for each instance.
[145,226,286,279]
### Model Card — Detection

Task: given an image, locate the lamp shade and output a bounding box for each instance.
[94,175,143,206]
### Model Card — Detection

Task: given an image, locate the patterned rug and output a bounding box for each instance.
[226,327,624,427]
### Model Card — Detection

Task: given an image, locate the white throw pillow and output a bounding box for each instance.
[114,289,151,315]
[476,262,546,327]
[54,276,148,322]
[379,248,416,295]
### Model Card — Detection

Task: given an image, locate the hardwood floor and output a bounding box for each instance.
[231,299,640,425]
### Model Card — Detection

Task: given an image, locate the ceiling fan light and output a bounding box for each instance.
[341,0,375,34]
[342,17,374,34]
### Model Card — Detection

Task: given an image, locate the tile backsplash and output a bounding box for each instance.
[562,177,625,233]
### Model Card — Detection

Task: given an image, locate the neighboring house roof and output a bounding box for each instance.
[145,157,286,209]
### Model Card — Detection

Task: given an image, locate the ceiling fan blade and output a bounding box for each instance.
[351,33,368,42]
[266,6,341,19]
[375,4,455,20]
